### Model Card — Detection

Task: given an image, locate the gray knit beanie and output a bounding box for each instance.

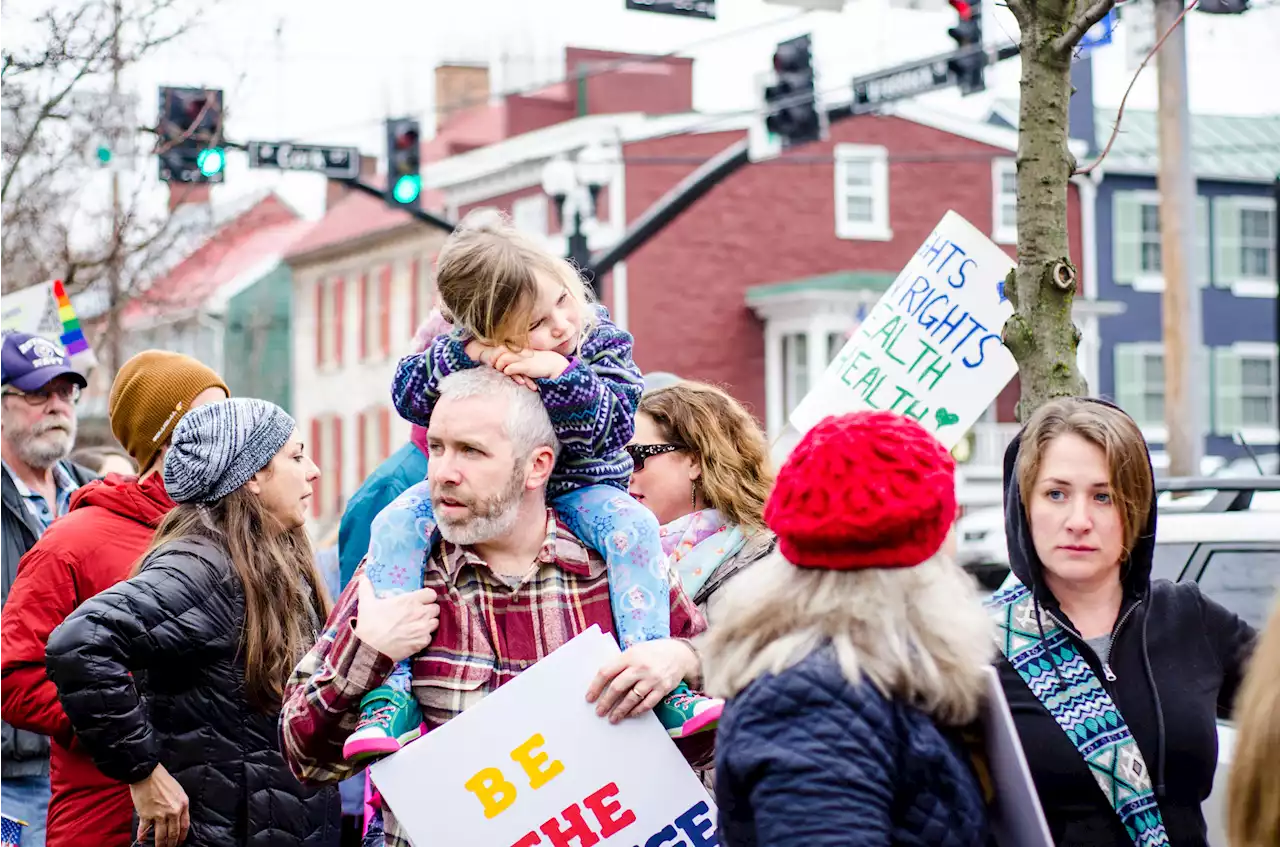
[163,398,296,504]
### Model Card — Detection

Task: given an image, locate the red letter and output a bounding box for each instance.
[511,833,543,847]
[539,802,601,847]
[583,782,637,838]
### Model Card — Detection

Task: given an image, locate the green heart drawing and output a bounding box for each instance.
[935,408,960,429]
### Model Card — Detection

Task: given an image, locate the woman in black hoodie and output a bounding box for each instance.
[988,397,1255,847]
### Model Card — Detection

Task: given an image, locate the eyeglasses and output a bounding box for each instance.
[625,443,686,471]
[2,383,82,406]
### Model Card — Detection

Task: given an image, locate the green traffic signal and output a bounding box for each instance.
[197,147,226,177]
[96,146,112,165]
[392,174,422,205]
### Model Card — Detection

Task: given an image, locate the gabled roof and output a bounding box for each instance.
[125,194,306,322]
[283,187,447,263]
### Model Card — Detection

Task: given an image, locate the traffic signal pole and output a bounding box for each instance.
[587,43,1019,280]
[340,177,457,233]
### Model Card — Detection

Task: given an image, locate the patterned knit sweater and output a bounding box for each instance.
[390,306,643,499]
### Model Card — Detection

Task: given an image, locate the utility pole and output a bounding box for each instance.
[1154,0,1203,477]
[106,0,124,376]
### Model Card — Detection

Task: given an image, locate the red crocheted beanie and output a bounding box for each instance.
[765,411,957,570]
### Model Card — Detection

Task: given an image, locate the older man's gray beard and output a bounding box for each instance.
[433,462,528,546]
[5,414,75,470]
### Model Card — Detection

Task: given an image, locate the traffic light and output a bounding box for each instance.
[764,34,821,149]
[385,118,422,208]
[947,0,986,97]
[157,87,225,184]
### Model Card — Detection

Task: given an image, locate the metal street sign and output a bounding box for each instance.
[853,59,953,110]
[625,0,716,20]
[246,140,361,179]
[849,45,1003,114]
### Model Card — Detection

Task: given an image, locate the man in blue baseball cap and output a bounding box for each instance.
[0,331,95,847]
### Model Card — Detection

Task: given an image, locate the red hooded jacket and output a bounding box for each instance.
[1,472,175,847]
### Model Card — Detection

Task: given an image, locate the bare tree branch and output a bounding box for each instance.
[1054,0,1118,55]
[1074,0,1198,176]
[1005,0,1033,31]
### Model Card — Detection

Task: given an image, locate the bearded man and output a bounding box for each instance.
[282,365,711,847]
[1,332,96,846]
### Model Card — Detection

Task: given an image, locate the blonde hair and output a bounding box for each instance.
[703,552,994,725]
[1228,598,1280,847]
[637,382,774,532]
[435,208,595,351]
[1017,398,1153,560]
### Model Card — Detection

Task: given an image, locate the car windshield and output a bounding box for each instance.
[1151,542,1195,584]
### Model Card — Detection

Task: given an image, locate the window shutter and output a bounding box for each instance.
[1112,193,1142,286]
[379,407,392,462]
[1214,348,1243,437]
[409,259,421,335]
[310,417,323,518]
[1112,346,1143,420]
[379,265,392,359]
[314,280,326,367]
[331,415,345,517]
[358,274,369,360]
[356,410,368,483]
[1195,195,1210,288]
[1215,197,1242,288]
[332,278,346,367]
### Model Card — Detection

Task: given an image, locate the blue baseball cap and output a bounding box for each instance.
[1,332,87,393]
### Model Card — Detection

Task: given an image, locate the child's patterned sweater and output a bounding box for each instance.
[390,306,643,499]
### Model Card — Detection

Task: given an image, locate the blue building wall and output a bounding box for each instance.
[1096,173,1277,460]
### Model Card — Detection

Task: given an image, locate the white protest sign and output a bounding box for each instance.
[980,668,1054,847]
[790,211,1018,449]
[370,626,717,847]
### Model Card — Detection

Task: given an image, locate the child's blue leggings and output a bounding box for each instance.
[363,479,670,693]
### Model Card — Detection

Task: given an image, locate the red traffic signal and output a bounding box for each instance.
[949,0,974,20]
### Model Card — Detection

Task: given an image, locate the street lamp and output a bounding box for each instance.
[541,140,614,298]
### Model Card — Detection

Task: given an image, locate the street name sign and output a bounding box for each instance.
[246,141,361,179]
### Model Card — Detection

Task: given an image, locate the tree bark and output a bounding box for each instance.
[1001,1,1102,422]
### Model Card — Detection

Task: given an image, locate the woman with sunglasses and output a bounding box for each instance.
[628,382,776,625]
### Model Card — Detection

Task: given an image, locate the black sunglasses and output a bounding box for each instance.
[625,443,687,471]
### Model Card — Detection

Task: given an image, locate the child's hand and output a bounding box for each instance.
[501,350,571,381]
[464,339,498,363]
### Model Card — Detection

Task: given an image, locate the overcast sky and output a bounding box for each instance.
[8,0,1280,221]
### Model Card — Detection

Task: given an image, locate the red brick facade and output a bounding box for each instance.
[611,118,1085,423]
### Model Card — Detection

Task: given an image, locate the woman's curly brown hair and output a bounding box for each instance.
[638,381,774,532]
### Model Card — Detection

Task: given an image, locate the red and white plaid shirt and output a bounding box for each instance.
[279,510,708,847]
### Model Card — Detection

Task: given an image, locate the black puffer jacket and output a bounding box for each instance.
[45,535,339,847]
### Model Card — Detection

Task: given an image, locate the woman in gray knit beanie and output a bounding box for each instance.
[45,397,338,847]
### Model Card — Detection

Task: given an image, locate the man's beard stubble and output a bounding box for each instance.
[433,462,527,546]
[7,414,75,470]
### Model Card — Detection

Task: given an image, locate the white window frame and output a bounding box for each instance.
[1133,193,1165,293]
[991,158,1018,245]
[1235,196,1277,294]
[763,313,861,438]
[511,194,549,237]
[833,144,891,242]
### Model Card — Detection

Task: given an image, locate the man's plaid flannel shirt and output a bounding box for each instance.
[279,510,709,847]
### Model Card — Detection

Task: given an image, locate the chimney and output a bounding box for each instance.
[325,155,379,212]
[435,64,490,124]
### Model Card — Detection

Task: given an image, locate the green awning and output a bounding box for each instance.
[745,270,897,302]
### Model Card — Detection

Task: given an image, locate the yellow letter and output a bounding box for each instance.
[464,767,517,818]
[510,733,564,790]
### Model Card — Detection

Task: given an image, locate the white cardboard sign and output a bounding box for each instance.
[790,210,1018,448]
[370,626,717,847]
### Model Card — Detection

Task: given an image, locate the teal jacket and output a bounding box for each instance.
[337,441,428,588]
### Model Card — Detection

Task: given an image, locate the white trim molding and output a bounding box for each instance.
[833,143,891,242]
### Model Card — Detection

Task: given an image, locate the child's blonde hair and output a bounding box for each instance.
[435,208,595,351]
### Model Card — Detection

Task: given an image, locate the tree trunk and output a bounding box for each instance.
[1001,13,1089,422]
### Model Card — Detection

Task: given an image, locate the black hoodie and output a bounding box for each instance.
[995,402,1256,846]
